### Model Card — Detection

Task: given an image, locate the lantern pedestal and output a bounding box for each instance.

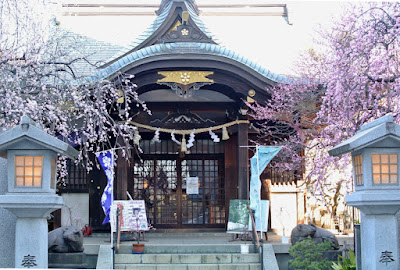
[0,194,63,268]
[346,191,400,270]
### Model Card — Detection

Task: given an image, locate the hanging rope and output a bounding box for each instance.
[124,119,250,135]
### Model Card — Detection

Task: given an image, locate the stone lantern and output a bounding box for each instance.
[0,116,78,268]
[329,114,400,270]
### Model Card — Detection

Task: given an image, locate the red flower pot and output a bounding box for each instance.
[132,243,145,254]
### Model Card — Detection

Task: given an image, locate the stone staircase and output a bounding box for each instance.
[114,243,261,270]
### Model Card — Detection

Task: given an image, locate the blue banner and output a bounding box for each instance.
[96,150,114,225]
[250,146,281,222]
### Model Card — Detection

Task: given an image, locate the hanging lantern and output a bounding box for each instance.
[222,126,230,140]
[181,136,187,152]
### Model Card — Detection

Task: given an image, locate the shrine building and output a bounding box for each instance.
[58,0,305,233]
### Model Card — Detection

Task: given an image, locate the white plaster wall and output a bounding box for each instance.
[61,193,89,227]
[0,157,16,268]
[270,192,297,236]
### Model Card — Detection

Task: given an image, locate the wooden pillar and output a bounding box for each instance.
[296,180,305,224]
[116,149,129,200]
[237,122,249,200]
[225,134,238,222]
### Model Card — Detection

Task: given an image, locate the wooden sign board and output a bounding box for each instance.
[227,200,250,233]
[110,200,149,233]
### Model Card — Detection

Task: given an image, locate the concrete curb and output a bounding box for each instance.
[96,245,112,269]
[263,244,279,270]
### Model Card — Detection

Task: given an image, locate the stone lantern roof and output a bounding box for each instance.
[329,114,400,157]
[0,116,78,159]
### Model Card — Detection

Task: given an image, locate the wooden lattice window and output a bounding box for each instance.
[61,160,88,191]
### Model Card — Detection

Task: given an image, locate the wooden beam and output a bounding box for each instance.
[60,1,288,17]
[61,3,286,9]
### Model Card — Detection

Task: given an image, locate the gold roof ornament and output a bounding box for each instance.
[247,89,256,103]
[158,71,213,85]
[157,71,214,98]
[182,11,190,24]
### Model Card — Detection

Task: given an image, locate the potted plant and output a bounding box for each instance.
[131,208,145,254]
[281,226,289,244]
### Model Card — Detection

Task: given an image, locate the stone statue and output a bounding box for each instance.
[290,223,340,250]
[48,226,84,253]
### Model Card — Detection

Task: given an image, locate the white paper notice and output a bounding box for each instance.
[186,177,199,194]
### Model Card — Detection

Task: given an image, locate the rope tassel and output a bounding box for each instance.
[181,136,187,152]
[134,129,141,145]
[222,126,230,140]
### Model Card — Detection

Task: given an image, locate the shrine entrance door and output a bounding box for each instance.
[132,140,225,228]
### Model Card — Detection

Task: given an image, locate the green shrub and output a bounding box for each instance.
[288,237,334,270]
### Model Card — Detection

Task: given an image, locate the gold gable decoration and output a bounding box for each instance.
[157,71,213,86]
[168,20,182,33]
[157,71,214,98]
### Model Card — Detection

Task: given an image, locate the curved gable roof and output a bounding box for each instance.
[88,42,289,84]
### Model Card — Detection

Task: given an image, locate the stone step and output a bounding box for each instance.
[92,231,230,238]
[118,244,257,254]
[115,253,260,264]
[118,232,234,240]
[145,232,230,238]
[115,263,262,270]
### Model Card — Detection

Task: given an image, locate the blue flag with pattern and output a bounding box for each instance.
[250,146,281,222]
[96,150,114,225]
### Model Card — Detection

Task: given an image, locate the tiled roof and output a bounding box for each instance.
[86,42,289,84]
[102,1,172,64]
[47,26,123,79]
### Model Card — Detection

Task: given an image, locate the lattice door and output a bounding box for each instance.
[132,155,225,228]
[181,158,225,225]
